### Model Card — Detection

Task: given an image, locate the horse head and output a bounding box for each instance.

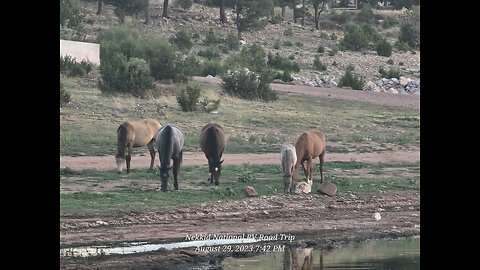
[157,164,173,188]
[209,159,224,185]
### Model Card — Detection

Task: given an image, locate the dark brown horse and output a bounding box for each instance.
[200,123,227,185]
[115,119,162,173]
[292,129,326,184]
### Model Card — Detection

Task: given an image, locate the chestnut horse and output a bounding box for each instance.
[156,124,184,192]
[292,129,326,184]
[281,144,297,193]
[199,123,227,185]
[115,119,162,173]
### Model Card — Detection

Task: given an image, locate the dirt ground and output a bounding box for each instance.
[60,82,420,269]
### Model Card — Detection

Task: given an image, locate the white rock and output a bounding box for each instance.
[373,212,382,220]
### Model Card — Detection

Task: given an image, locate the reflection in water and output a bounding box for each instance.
[221,237,419,270]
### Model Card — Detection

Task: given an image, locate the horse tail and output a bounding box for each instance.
[206,126,220,160]
[116,123,128,159]
[159,125,174,168]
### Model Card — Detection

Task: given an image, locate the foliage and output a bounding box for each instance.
[175,0,193,9]
[313,55,327,71]
[60,55,94,77]
[177,84,201,111]
[224,33,240,51]
[197,46,221,60]
[201,60,225,77]
[398,23,419,50]
[338,65,365,90]
[317,45,325,53]
[267,52,300,73]
[111,0,149,23]
[60,0,85,40]
[376,39,393,57]
[169,28,194,52]
[379,66,401,79]
[221,68,278,102]
[204,27,222,45]
[60,78,71,107]
[235,0,273,37]
[199,97,221,112]
[357,3,374,23]
[340,24,381,51]
[224,43,268,73]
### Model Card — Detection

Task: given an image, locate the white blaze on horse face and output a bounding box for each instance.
[215,167,219,172]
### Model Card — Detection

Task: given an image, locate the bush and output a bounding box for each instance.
[60,55,93,77]
[224,44,268,73]
[124,58,154,97]
[313,56,327,71]
[398,23,419,49]
[328,47,339,56]
[175,0,193,9]
[60,0,85,40]
[169,29,193,52]
[197,46,221,60]
[317,45,325,54]
[199,98,221,112]
[382,16,399,29]
[394,41,411,52]
[283,27,294,36]
[267,52,300,73]
[60,79,71,107]
[340,24,381,51]
[357,3,374,23]
[205,28,221,45]
[221,68,278,102]
[379,66,401,79]
[387,59,394,65]
[338,65,365,90]
[224,33,240,51]
[273,40,281,49]
[201,60,225,77]
[283,40,293,47]
[376,39,392,57]
[177,84,201,111]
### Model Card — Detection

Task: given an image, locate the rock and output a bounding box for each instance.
[295,182,312,194]
[244,186,257,197]
[399,76,411,86]
[373,212,382,220]
[388,87,398,94]
[317,181,337,196]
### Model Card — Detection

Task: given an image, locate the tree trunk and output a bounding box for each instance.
[163,0,169,18]
[301,0,305,27]
[220,0,226,23]
[236,5,242,40]
[271,0,275,18]
[314,5,319,30]
[293,0,297,23]
[145,2,151,24]
[96,0,103,15]
[281,5,286,18]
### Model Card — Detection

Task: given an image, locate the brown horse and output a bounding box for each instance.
[292,129,326,184]
[200,123,227,185]
[115,119,162,173]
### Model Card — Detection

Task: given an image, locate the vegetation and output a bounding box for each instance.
[338,65,366,90]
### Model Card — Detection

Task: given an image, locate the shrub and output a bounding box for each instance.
[379,66,401,79]
[175,0,193,9]
[387,59,394,65]
[338,65,365,90]
[394,41,411,52]
[199,98,221,112]
[295,41,304,47]
[224,33,240,51]
[313,56,327,71]
[382,16,399,29]
[60,79,71,107]
[224,44,268,73]
[205,28,221,45]
[267,52,300,73]
[201,60,225,77]
[60,0,85,40]
[177,84,201,111]
[197,46,221,60]
[328,47,339,56]
[283,40,293,47]
[398,23,419,49]
[357,3,374,23]
[60,55,93,77]
[143,38,190,82]
[273,39,281,49]
[317,45,325,54]
[221,68,278,102]
[340,25,369,51]
[123,58,154,97]
[169,29,193,52]
[376,39,392,57]
[283,27,294,36]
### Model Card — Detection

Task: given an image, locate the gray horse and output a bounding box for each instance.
[156,124,184,191]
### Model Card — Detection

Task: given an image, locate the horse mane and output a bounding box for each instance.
[116,123,128,159]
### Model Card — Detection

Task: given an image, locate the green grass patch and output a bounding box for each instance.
[60,74,419,156]
[60,161,419,215]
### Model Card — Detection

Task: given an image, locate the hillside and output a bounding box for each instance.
[73,0,420,91]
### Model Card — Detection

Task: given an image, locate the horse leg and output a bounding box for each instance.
[208,159,213,184]
[147,140,155,170]
[126,144,133,173]
[306,157,313,184]
[301,161,308,182]
[173,151,183,190]
[319,152,325,183]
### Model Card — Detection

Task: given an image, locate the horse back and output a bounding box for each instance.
[157,125,184,162]
[129,119,162,146]
[295,129,326,161]
[281,144,297,173]
[200,123,226,158]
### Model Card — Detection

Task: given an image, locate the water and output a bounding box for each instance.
[220,237,420,270]
[61,237,419,270]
